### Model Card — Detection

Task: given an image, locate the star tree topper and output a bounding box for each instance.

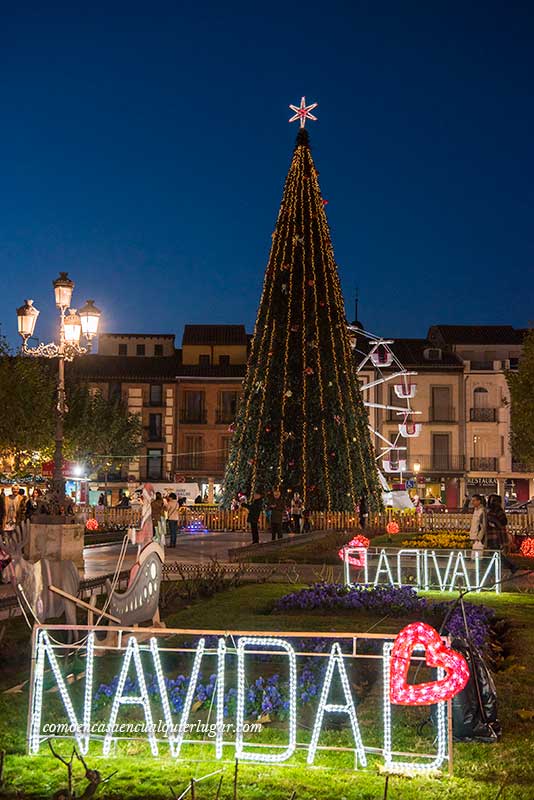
[289,96,318,128]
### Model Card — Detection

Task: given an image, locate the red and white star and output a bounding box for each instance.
[289,96,318,129]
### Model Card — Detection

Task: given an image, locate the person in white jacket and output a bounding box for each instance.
[469,494,487,553]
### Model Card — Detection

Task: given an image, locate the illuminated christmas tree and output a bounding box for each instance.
[223,101,382,511]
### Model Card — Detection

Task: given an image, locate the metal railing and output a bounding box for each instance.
[470,408,497,422]
[409,455,465,472]
[470,457,498,472]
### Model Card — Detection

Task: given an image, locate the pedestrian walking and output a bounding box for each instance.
[302,505,311,533]
[268,488,285,541]
[166,492,180,547]
[290,492,303,533]
[243,491,263,544]
[469,494,487,555]
[151,491,165,532]
[487,494,517,574]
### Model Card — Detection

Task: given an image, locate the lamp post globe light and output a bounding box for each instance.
[16,272,101,512]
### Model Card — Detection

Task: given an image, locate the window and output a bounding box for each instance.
[217,391,239,423]
[154,344,163,356]
[183,435,203,469]
[109,382,122,403]
[473,387,489,408]
[432,433,450,470]
[181,391,206,423]
[148,413,162,441]
[431,386,453,421]
[219,355,230,366]
[199,354,211,366]
[149,384,162,406]
[147,449,163,480]
[136,343,146,356]
[118,343,127,356]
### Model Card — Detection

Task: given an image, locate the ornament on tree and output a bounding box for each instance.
[228,423,236,433]
[284,389,293,398]
[304,366,314,375]
[322,199,329,205]
[288,96,318,129]
[334,415,341,425]
[281,283,288,294]
[308,279,315,286]
[292,234,304,245]
[281,263,290,271]
[290,324,300,332]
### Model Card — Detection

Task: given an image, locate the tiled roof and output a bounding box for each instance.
[428,325,525,346]
[70,355,246,381]
[182,325,248,346]
[356,338,464,370]
[99,333,175,339]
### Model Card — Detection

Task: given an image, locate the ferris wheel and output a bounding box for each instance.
[348,325,421,488]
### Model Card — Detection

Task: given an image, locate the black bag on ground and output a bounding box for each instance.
[450,638,501,742]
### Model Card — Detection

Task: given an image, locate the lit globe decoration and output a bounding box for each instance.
[85,518,99,532]
[520,537,534,558]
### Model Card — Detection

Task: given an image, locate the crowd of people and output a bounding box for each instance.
[0,485,46,532]
[468,492,518,572]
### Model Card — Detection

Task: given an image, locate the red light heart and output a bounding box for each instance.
[338,535,369,567]
[390,622,470,706]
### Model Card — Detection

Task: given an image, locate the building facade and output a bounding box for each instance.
[74,323,532,506]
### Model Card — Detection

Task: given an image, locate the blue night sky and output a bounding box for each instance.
[1,1,533,346]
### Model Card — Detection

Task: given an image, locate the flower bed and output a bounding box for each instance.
[400,530,471,550]
[274,583,494,650]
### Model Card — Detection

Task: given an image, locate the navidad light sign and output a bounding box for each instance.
[342,544,501,593]
[28,623,469,775]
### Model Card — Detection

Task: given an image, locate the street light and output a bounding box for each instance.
[16,272,101,510]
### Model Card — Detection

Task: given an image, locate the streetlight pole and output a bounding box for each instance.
[16,273,101,513]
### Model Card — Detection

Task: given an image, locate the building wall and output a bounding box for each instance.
[181,343,248,365]
[98,334,175,357]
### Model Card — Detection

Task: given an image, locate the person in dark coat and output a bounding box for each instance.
[487,494,517,573]
[268,489,285,541]
[243,491,263,544]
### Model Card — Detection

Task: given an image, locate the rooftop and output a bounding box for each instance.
[182,325,248,346]
[70,354,246,381]
[428,325,526,346]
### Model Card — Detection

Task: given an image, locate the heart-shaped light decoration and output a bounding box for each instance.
[338,535,370,567]
[390,622,469,706]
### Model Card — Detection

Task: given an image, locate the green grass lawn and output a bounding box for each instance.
[1,584,534,798]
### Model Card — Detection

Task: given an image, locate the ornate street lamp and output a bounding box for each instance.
[16,273,101,511]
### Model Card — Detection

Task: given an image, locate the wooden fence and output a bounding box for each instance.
[76,505,533,535]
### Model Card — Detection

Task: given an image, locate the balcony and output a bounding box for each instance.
[409,455,465,472]
[429,406,456,422]
[179,409,207,424]
[470,408,497,422]
[470,457,498,472]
